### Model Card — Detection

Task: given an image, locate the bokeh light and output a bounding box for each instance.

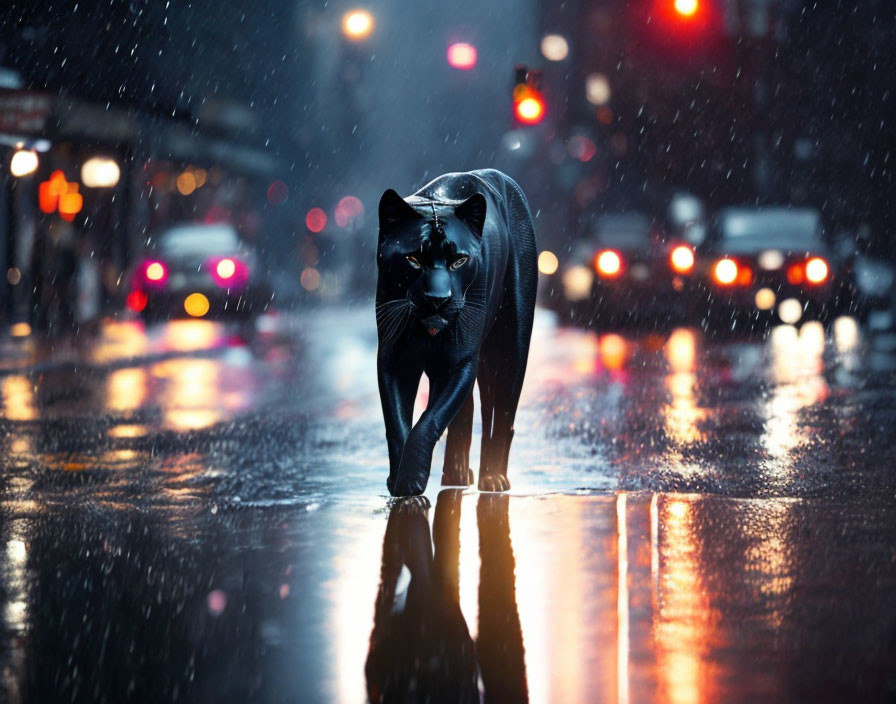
[306,207,328,233]
[10,149,38,177]
[755,287,776,310]
[81,156,120,188]
[674,0,699,17]
[670,245,695,273]
[176,172,197,196]
[585,73,611,106]
[567,135,596,162]
[515,96,544,125]
[216,258,236,280]
[334,196,364,228]
[562,265,594,301]
[714,258,738,285]
[537,251,559,275]
[805,257,829,283]
[342,9,374,40]
[184,292,211,318]
[596,250,622,277]
[447,43,477,70]
[540,34,569,61]
[777,298,803,325]
[301,267,322,291]
[267,180,289,206]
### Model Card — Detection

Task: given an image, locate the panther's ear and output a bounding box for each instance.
[379,189,421,242]
[455,193,487,239]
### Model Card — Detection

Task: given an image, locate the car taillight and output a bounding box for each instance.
[670,245,695,273]
[216,258,237,280]
[208,256,249,288]
[126,289,148,312]
[142,260,167,286]
[786,263,804,285]
[594,249,623,278]
[713,258,738,285]
[805,256,829,284]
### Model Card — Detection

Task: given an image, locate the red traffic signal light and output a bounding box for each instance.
[512,65,546,125]
[514,87,545,125]
[674,0,698,17]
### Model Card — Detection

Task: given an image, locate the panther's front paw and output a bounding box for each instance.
[441,467,474,486]
[478,473,511,492]
[390,467,430,497]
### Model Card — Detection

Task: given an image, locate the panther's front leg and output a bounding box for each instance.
[378,354,423,495]
[392,361,477,497]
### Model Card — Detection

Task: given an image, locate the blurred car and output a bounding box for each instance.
[545,212,699,329]
[125,222,272,321]
[696,207,840,329]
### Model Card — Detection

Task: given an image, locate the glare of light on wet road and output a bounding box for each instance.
[152,358,220,430]
[599,334,630,372]
[5,538,28,631]
[655,497,713,704]
[617,494,630,704]
[511,498,588,704]
[107,424,148,439]
[162,320,218,353]
[459,496,480,643]
[106,368,147,411]
[92,320,148,363]
[664,330,706,450]
[741,501,796,628]
[2,375,36,421]
[833,315,859,353]
[332,509,393,703]
[764,325,828,474]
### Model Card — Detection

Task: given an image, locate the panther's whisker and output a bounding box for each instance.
[381,304,410,346]
[376,299,406,313]
[385,309,409,346]
[378,306,406,337]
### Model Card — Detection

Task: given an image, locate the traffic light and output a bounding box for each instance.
[513,65,546,126]
[673,0,698,18]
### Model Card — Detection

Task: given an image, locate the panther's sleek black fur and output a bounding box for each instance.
[376,169,537,496]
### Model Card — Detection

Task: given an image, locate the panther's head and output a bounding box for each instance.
[376,189,486,337]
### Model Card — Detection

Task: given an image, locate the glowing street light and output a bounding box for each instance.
[342,9,374,40]
[81,156,121,188]
[10,149,38,177]
[540,34,569,62]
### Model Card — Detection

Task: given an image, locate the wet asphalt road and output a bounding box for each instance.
[2,307,896,703]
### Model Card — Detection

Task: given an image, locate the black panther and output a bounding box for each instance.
[375,169,537,497]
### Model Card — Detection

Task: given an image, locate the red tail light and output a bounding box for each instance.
[713,258,738,285]
[669,245,695,273]
[594,249,623,278]
[126,289,148,312]
[805,257,829,284]
[142,260,167,286]
[208,256,249,289]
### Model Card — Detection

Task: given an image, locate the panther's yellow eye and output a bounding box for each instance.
[406,255,421,269]
[450,256,468,271]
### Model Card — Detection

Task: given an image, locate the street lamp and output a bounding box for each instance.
[81,156,121,188]
[9,149,38,177]
[342,9,374,40]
